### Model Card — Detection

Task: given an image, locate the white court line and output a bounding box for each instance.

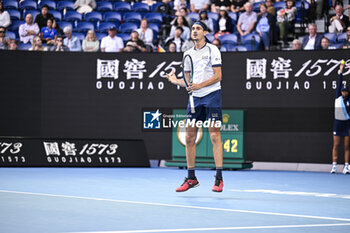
[65,223,350,233]
[1,190,350,223]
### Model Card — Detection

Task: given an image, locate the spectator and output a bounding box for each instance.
[181,39,194,51]
[174,0,187,12]
[40,18,57,46]
[256,3,275,50]
[265,0,276,16]
[190,0,210,13]
[237,3,257,37]
[7,38,17,50]
[302,23,322,50]
[175,8,193,27]
[320,37,336,49]
[0,26,8,49]
[231,0,248,13]
[215,6,233,38]
[165,26,184,52]
[100,26,124,52]
[199,10,214,33]
[211,0,231,13]
[136,19,154,51]
[50,35,69,51]
[328,5,350,33]
[82,29,99,52]
[276,0,297,44]
[341,26,350,49]
[29,35,47,51]
[123,31,147,52]
[35,5,55,30]
[169,16,191,41]
[19,14,40,44]
[167,42,177,52]
[212,38,222,50]
[157,0,174,23]
[63,26,82,51]
[292,39,302,50]
[74,0,96,14]
[0,1,11,28]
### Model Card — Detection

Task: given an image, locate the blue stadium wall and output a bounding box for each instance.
[0,50,349,164]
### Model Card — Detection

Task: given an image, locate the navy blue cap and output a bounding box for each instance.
[342,85,350,92]
[109,26,117,31]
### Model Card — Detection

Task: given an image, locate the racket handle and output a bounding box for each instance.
[189,95,195,114]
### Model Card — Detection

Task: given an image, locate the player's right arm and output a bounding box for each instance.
[166,70,187,87]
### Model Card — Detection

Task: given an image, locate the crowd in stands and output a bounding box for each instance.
[0,0,350,52]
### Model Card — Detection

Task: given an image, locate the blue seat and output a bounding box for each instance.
[151,2,163,12]
[23,10,40,21]
[64,11,82,22]
[323,33,337,44]
[123,12,142,24]
[188,12,199,22]
[76,22,94,33]
[274,1,286,11]
[148,23,159,40]
[118,33,130,43]
[144,13,162,25]
[18,43,32,50]
[39,0,56,10]
[72,32,84,41]
[84,12,103,22]
[296,1,310,10]
[133,2,149,13]
[337,33,346,43]
[95,32,107,41]
[119,22,138,34]
[103,11,122,23]
[57,1,75,11]
[207,12,218,21]
[19,0,38,10]
[5,31,16,39]
[57,21,73,31]
[10,20,24,32]
[113,2,131,12]
[50,10,62,21]
[96,2,113,12]
[232,45,248,51]
[205,33,214,42]
[7,9,21,21]
[219,33,238,45]
[220,44,235,52]
[253,1,264,12]
[98,22,119,33]
[241,33,261,50]
[3,0,18,10]
[229,12,237,22]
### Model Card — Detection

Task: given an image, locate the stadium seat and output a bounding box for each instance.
[232,45,248,51]
[57,21,73,31]
[144,13,162,25]
[148,23,159,40]
[119,22,138,34]
[95,32,107,41]
[3,0,18,10]
[72,32,84,41]
[5,31,16,39]
[132,3,149,13]
[151,2,163,12]
[98,22,119,33]
[23,10,40,21]
[113,2,131,12]
[9,20,24,32]
[228,12,237,22]
[57,1,75,11]
[207,12,218,21]
[50,10,63,21]
[337,33,346,43]
[323,33,337,44]
[103,11,122,23]
[64,11,82,22]
[253,1,264,12]
[295,0,310,9]
[39,0,56,10]
[96,2,113,12]
[205,33,214,42]
[18,43,32,50]
[7,9,21,21]
[76,22,94,33]
[123,12,142,24]
[84,12,103,22]
[19,0,38,10]
[241,33,261,50]
[219,33,238,45]
[188,12,199,22]
[274,1,286,11]
[118,33,130,43]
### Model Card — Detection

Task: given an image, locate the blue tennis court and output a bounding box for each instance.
[1,167,350,233]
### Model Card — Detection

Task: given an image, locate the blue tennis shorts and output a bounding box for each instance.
[333,119,350,136]
[187,90,222,122]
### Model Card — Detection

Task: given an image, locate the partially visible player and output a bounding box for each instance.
[166,21,224,192]
[331,60,350,174]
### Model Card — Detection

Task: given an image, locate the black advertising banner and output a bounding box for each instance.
[0,50,349,164]
[0,137,149,167]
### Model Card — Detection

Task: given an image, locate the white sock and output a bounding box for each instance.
[332,162,337,166]
[345,163,349,167]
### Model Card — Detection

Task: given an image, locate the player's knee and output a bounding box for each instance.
[186,134,196,145]
[210,133,221,145]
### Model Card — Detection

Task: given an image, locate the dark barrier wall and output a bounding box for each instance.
[0,50,349,163]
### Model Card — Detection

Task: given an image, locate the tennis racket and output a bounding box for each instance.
[182,54,195,114]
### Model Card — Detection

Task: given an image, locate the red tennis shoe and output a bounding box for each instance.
[176,177,199,192]
[212,178,223,192]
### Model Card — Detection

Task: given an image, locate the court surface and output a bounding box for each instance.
[0,167,350,233]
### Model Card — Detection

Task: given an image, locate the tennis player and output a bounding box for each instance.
[166,21,224,192]
[331,61,350,174]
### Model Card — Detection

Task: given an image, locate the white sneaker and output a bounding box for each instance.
[343,166,349,174]
[330,166,337,174]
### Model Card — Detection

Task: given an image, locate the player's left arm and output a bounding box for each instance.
[188,66,222,92]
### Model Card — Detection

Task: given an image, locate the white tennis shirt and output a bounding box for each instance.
[183,42,222,97]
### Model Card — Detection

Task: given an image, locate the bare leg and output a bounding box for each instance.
[209,125,223,168]
[185,126,198,169]
[332,135,341,163]
[344,136,349,163]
